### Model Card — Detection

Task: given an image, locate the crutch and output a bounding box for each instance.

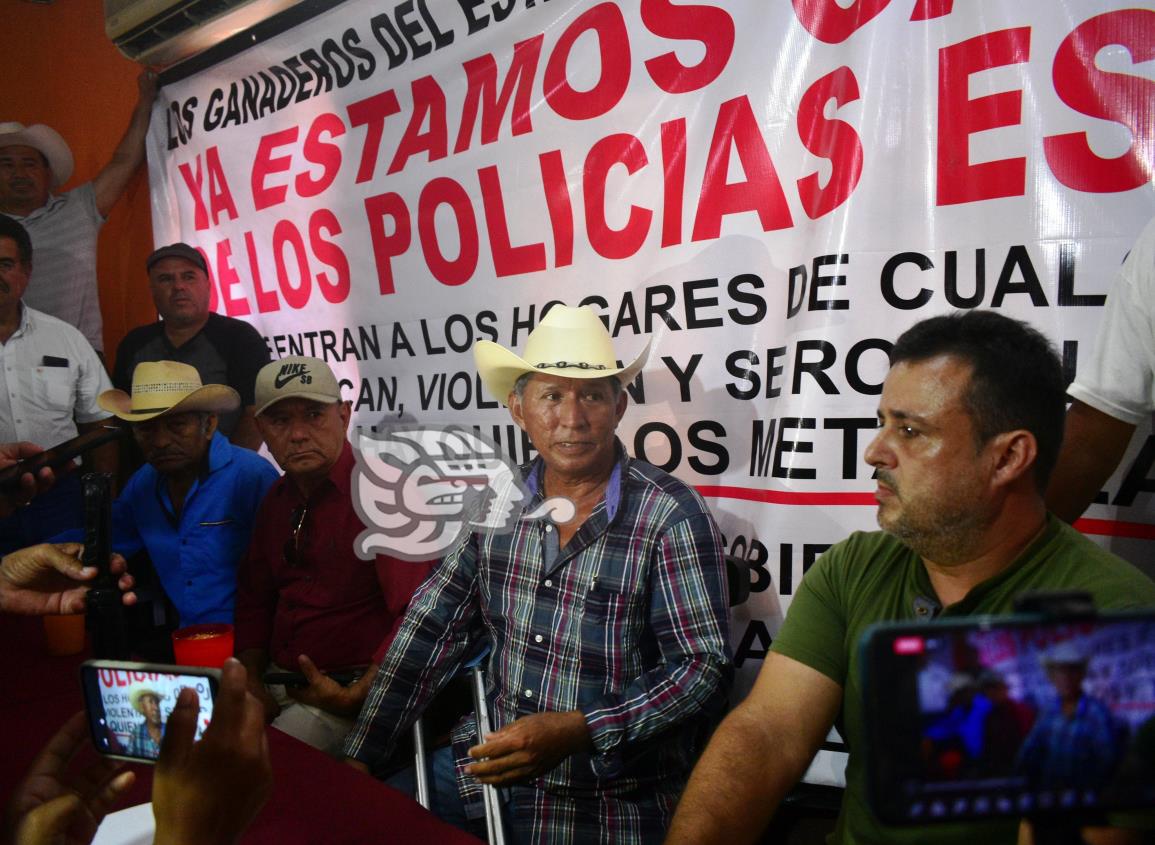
[411,646,507,844]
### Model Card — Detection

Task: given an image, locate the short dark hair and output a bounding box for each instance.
[0,215,32,266]
[890,310,1065,488]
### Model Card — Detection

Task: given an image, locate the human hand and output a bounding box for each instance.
[0,441,61,517]
[152,658,272,845]
[0,543,135,615]
[285,655,369,718]
[466,710,591,786]
[2,712,135,845]
[137,69,158,104]
[250,680,281,724]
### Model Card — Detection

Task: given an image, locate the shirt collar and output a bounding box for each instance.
[524,438,628,523]
[204,430,232,476]
[13,193,64,222]
[11,304,31,339]
[913,514,1061,614]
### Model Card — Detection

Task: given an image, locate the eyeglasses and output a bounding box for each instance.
[283,505,309,566]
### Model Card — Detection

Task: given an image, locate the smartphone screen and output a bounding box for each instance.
[80,660,220,764]
[860,612,1155,825]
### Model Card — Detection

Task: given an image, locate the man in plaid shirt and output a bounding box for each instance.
[345,306,733,844]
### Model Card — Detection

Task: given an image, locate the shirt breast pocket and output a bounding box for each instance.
[581,577,642,627]
[33,367,75,411]
[579,579,645,686]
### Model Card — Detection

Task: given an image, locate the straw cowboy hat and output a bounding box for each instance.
[0,122,74,187]
[99,361,239,423]
[474,305,652,402]
[130,687,166,715]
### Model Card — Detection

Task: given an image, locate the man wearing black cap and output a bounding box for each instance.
[112,243,269,450]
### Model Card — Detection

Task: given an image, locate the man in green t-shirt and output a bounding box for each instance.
[666,310,1155,845]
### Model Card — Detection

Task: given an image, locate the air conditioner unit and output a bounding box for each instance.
[105,0,305,66]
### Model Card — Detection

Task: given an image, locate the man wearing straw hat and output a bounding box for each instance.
[347,306,732,843]
[0,70,157,353]
[1016,642,1123,790]
[54,360,278,627]
[125,686,167,759]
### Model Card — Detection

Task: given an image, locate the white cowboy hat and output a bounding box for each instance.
[0,122,74,187]
[99,361,240,423]
[474,305,651,402]
[129,687,166,714]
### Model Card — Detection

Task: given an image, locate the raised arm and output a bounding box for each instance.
[93,69,157,217]
[664,651,842,845]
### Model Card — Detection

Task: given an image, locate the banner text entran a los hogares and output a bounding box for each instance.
[163,0,1154,318]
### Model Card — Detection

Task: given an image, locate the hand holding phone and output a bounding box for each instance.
[0,543,134,616]
[81,660,221,764]
[4,712,136,845]
[152,658,272,845]
[0,428,125,502]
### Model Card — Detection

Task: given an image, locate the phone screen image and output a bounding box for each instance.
[80,661,219,763]
[861,613,1155,825]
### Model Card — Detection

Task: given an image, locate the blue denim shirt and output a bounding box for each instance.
[57,432,278,625]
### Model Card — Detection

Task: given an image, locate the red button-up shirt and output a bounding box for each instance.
[234,442,434,670]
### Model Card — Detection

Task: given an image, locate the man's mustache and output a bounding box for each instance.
[876,470,898,493]
[147,449,185,461]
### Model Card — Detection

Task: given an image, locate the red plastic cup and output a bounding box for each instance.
[43,613,86,656]
[172,623,234,668]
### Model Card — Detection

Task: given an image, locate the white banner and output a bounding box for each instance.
[147,0,1155,782]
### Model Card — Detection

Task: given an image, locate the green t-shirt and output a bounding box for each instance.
[772,515,1155,845]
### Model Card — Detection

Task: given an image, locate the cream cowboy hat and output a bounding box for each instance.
[99,361,240,423]
[0,122,74,187]
[129,687,165,715]
[474,305,651,402]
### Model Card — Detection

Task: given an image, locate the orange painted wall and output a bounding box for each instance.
[3,0,156,357]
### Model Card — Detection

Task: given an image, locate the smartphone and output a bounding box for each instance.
[263,668,363,688]
[80,660,220,764]
[860,611,1155,825]
[0,426,125,495]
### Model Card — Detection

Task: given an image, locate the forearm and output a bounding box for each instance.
[1045,400,1135,523]
[665,704,809,845]
[347,542,480,764]
[584,652,730,758]
[93,72,156,215]
[345,628,464,765]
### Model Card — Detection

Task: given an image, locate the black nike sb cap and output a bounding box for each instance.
[254,356,342,416]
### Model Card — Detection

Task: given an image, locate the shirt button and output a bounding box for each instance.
[185,580,192,586]
[544,579,553,588]
[544,525,552,533]
[534,634,543,643]
[524,689,534,699]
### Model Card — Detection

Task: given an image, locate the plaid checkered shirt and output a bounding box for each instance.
[345,445,733,844]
